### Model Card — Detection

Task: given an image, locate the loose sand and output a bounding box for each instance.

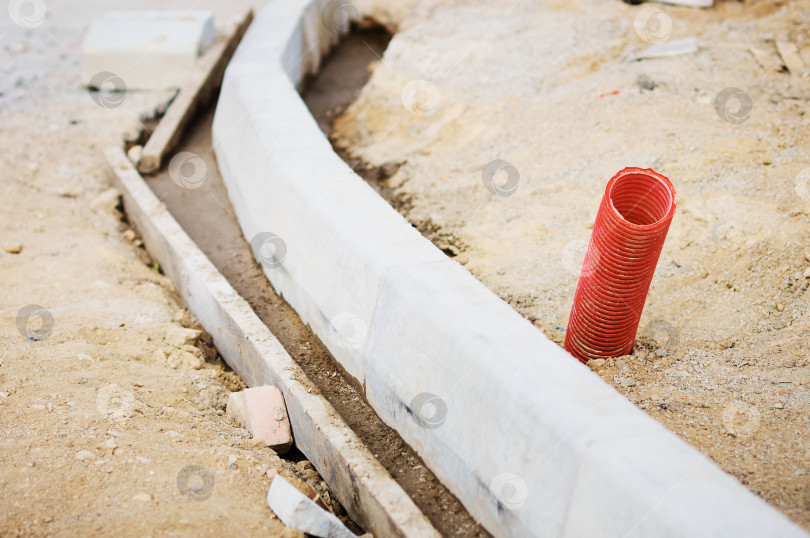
[335,0,810,529]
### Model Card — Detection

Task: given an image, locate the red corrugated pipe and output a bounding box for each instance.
[564,167,676,362]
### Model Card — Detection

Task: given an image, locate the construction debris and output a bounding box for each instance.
[226,386,293,453]
[267,475,356,538]
[632,37,698,61]
[775,40,805,76]
[81,11,215,90]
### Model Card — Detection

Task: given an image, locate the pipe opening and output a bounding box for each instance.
[609,173,674,226]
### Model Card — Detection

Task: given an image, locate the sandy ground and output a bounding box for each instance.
[335,0,810,530]
[0,1,350,536]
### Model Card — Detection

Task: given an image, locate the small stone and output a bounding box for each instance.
[127,145,143,165]
[181,344,202,358]
[75,449,95,461]
[266,468,278,481]
[2,242,22,254]
[774,403,785,409]
[587,359,606,370]
[152,348,167,364]
[656,347,668,358]
[165,325,201,348]
[776,303,784,312]
[637,74,656,91]
[89,188,121,213]
[296,461,312,471]
[802,267,810,278]
[98,439,118,452]
[228,454,238,469]
[132,493,152,503]
[167,350,201,370]
[124,230,136,241]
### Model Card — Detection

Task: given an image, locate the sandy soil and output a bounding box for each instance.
[0,1,347,536]
[334,0,810,530]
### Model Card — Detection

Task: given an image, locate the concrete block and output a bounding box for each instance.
[227,386,293,453]
[81,11,216,90]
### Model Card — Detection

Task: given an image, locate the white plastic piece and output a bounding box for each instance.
[212,1,809,537]
[633,37,699,61]
[81,11,216,90]
[267,475,355,538]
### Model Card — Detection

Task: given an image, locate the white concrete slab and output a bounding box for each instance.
[82,11,216,90]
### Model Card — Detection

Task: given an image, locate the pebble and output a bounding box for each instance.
[132,493,152,503]
[98,438,118,452]
[124,230,136,241]
[776,303,784,312]
[127,145,143,165]
[228,454,238,469]
[774,403,785,409]
[803,267,810,278]
[587,358,606,370]
[637,74,656,91]
[164,325,201,348]
[2,242,22,254]
[89,188,121,213]
[75,449,95,462]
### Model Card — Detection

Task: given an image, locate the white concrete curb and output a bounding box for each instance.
[212,2,809,537]
[105,147,439,538]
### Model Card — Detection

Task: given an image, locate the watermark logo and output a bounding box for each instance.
[561,239,599,278]
[714,88,752,124]
[8,0,46,28]
[177,464,215,501]
[250,232,287,269]
[722,401,760,439]
[320,0,357,34]
[168,152,207,189]
[633,7,672,44]
[88,71,127,109]
[490,472,528,511]
[639,319,680,351]
[330,312,368,350]
[96,384,135,419]
[793,167,810,203]
[409,392,447,429]
[482,159,520,197]
[16,304,53,341]
[401,79,441,117]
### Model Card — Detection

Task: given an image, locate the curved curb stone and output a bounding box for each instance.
[212,1,809,537]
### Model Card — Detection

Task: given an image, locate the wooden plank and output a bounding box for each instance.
[105,146,439,538]
[138,9,254,175]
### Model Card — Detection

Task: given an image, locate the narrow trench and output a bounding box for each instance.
[301,25,466,260]
[142,30,489,537]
